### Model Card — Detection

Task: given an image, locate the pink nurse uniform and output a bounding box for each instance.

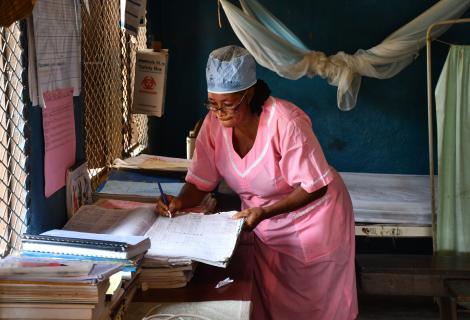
[186,97,358,320]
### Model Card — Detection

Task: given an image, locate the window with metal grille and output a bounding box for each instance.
[82,2,148,190]
[0,22,28,257]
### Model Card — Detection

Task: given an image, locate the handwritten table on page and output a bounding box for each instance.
[145,212,243,267]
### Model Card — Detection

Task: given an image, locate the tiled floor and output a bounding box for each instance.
[358,294,470,320]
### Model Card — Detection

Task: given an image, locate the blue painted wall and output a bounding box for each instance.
[27,1,470,233]
[146,0,470,174]
[27,98,85,234]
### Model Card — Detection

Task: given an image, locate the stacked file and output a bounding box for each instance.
[140,260,197,290]
[21,251,145,274]
[11,229,150,319]
[22,229,151,260]
[105,269,142,319]
[0,256,121,320]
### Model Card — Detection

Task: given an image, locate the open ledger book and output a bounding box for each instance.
[61,205,244,268]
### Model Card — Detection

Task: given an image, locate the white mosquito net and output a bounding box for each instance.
[219,0,470,110]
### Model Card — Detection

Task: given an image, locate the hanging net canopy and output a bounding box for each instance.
[219,0,470,111]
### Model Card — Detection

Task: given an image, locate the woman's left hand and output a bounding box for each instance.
[232,207,266,231]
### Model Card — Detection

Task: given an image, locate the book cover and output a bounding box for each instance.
[66,161,92,218]
[0,256,93,278]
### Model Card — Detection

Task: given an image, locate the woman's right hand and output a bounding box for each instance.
[155,195,182,217]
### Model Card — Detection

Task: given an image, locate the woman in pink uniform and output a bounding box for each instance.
[156,45,358,320]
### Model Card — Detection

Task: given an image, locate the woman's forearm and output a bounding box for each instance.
[177,182,210,209]
[262,185,328,219]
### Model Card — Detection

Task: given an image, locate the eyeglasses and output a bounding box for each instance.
[204,91,248,113]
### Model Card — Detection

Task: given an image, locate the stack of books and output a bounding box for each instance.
[20,229,149,289]
[140,260,197,290]
[0,256,120,320]
[105,269,142,319]
[9,228,151,319]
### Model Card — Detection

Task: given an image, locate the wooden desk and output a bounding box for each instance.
[133,242,254,302]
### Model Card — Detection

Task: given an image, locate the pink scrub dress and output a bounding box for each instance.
[186,97,358,320]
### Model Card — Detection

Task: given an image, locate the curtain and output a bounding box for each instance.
[436,45,470,254]
[220,0,470,110]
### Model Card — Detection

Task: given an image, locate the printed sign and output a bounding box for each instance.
[133,49,169,117]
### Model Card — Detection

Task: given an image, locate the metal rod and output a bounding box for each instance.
[425,18,470,253]
[426,28,436,253]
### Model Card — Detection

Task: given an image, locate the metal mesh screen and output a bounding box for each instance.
[122,25,149,157]
[82,2,148,190]
[0,22,28,257]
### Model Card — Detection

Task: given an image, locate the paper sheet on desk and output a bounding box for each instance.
[113,154,190,172]
[145,211,243,268]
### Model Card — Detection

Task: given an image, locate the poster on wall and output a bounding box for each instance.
[132,49,169,117]
[43,88,76,198]
[29,0,81,107]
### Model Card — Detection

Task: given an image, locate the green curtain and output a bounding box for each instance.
[435,45,470,254]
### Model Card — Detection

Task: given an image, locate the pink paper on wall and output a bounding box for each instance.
[43,88,76,198]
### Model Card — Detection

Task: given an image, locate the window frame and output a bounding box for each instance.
[0,21,30,257]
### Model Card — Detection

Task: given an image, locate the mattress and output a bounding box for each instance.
[340,172,433,225]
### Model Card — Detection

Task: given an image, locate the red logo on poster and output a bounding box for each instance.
[141,76,156,90]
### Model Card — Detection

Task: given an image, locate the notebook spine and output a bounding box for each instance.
[22,234,128,252]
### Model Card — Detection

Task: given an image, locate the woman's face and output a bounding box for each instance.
[206,90,252,128]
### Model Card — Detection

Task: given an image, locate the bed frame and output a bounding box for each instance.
[340,172,433,238]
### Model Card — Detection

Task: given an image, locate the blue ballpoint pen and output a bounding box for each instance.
[157,181,172,218]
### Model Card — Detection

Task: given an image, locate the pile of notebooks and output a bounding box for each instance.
[22,229,151,261]
[0,256,120,320]
[140,259,197,290]
[0,228,151,319]
[105,268,142,319]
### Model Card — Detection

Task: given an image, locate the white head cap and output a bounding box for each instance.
[206,45,257,94]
